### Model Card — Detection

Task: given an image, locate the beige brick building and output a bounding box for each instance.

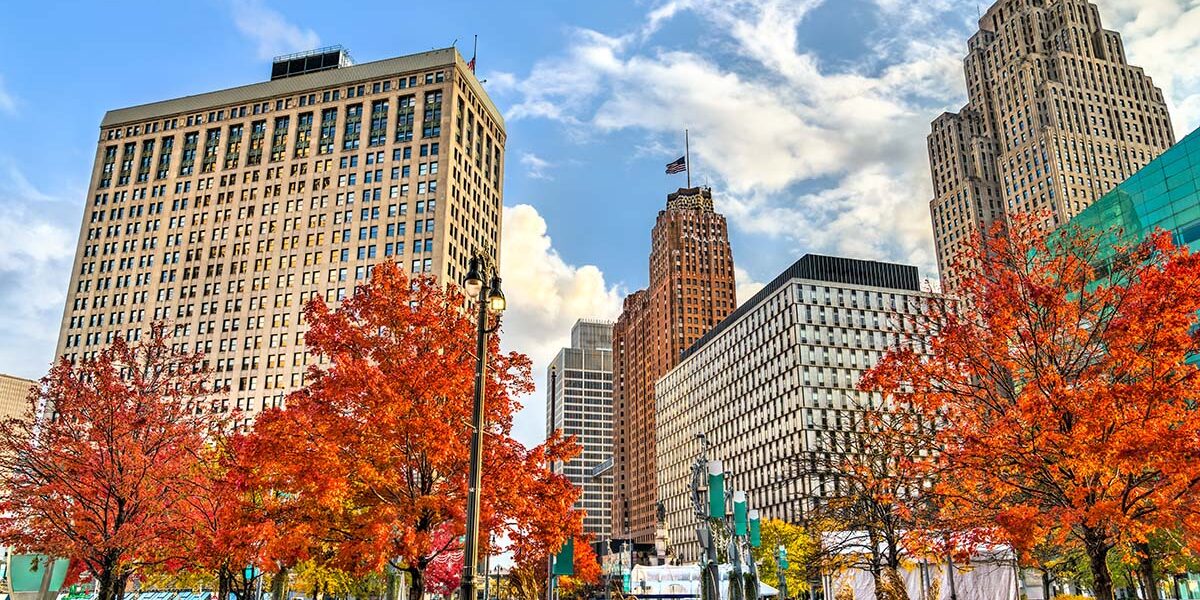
[56,47,505,423]
[929,0,1174,290]
[0,374,35,425]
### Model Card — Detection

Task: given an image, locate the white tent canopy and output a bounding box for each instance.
[628,564,780,599]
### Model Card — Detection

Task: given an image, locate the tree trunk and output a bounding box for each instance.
[406,567,424,600]
[271,566,289,600]
[1084,537,1115,600]
[218,569,232,600]
[96,554,129,600]
[1136,542,1161,600]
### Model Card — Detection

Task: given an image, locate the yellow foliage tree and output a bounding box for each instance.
[750,518,817,595]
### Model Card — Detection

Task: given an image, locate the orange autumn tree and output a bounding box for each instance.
[0,324,221,600]
[860,216,1200,600]
[246,261,581,599]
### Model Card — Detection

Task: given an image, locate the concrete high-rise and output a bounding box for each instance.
[56,47,505,423]
[655,255,937,562]
[612,187,737,545]
[546,319,615,540]
[928,0,1174,289]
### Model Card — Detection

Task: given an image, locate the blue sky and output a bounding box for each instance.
[1,0,1198,445]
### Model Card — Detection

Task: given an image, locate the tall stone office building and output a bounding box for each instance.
[655,255,937,562]
[56,47,505,422]
[612,187,737,545]
[928,0,1174,289]
[546,319,615,540]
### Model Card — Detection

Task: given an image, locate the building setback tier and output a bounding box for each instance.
[928,0,1173,290]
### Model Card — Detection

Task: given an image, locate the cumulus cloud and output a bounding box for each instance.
[1095,0,1200,132]
[519,152,554,180]
[499,204,623,446]
[0,161,79,379]
[490,0,969,275]
[229,0,320,61]
[0,75,16,115]
[734,266,765,306]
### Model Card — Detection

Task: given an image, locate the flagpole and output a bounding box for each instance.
[472,35,478,71]
[685,129,691,188]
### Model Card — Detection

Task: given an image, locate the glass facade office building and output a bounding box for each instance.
[1069,127,1200,260]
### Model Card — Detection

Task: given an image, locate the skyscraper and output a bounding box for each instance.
[56,47,505,422]
[655,255,936,562]
[546,319,615,540]
[612,186,737,545]
[928,0,1174,289]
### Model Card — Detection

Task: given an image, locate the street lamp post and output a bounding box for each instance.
[459,255,507,600]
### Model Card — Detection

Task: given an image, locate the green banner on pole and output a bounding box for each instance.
[552,537,574,576]
[733,491,747,536]
[749,515,761,548]
[708,462,725,519]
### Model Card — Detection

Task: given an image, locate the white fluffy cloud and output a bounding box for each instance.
[518,152,554,180]
[734,266,765,306]
[0,161,79,379]
[491,0,969,277]
[499,204,623,446]
[0,75,16,115]
[229,0,320,61]
[1095,0,1200,132]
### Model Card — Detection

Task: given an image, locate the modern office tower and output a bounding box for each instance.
[545,319,615,539]
[56,47,505,423]
[928,0,1174,290]
[655,255,937,562]
[612,187,737,545]
[0,373,35,424]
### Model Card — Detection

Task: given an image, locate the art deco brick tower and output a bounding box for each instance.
[928,0,1174,290]
[611,187,737,544]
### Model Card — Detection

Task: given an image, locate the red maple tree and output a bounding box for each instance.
[861,217,1200,600]
[0,324,221,600]
[244,261,582,598]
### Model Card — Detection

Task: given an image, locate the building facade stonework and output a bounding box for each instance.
[612,187,737,545]
[929,0,1174,289]
[56,47,505,424]
[546,320,615,540]
[655,255,937,562]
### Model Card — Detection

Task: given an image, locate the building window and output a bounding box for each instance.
[136,139,154,183]
[224,124,243,169]
[118,142,135,185]
[178,133,199,176]
[270,116,290,162]
[201,128,220,173]
[395,95,415,142]
[246,120,266,166]
[318,108,337,155]
[295,112,313,158]
[99,145,117,188]
[422,91,443,138]
[156,137,174,179]
[369,99,389,147]
[343,104,362,150]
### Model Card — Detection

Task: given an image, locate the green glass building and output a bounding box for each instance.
[1067,129,1200,600]
[1069,127,1200,262]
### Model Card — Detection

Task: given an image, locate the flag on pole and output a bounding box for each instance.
[665,156,687,174]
